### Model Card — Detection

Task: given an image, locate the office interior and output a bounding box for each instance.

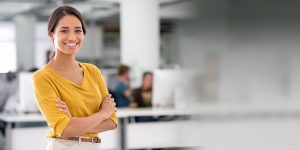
[1,0,300,150]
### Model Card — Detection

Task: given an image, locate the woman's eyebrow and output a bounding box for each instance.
[59,27,69,29]
[58,27,82,29]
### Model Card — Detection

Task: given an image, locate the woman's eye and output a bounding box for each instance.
[75,30,82,33]
[60,30,68,33]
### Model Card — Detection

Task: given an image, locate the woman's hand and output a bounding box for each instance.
[99,94,117,120]
[56,98,72,118]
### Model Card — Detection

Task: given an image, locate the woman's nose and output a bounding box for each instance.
[67,32,77,40]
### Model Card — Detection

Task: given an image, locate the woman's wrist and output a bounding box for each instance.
[95,111,107,122]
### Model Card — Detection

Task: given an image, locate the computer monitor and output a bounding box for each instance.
[18,72,39,113]
[152,69,201,109]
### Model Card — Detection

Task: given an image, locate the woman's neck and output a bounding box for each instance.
[48,51,78,71]
[141,86,152,92]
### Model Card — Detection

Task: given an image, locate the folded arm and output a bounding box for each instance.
[56,96,117,138]
[87,118,117,134]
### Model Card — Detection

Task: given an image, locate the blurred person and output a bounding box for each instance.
[133,72,157,122]
[113,64,137,108]
[133,72,153,108]
[32,5,117,150]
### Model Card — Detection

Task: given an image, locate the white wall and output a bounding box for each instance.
[174,0,300,102]
[176,0,300,68]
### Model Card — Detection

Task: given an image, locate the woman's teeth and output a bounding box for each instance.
[66,43,76,46]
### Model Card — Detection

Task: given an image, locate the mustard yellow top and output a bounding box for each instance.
[33,62,118,138]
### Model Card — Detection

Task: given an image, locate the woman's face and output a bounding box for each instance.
[143,74,153,89]
[50,15,84,56]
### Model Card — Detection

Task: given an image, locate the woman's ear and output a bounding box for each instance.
[48,33,54,41]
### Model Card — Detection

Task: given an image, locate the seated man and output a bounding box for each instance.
[113,64,136,108]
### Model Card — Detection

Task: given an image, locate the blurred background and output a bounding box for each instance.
[1,0,300,150]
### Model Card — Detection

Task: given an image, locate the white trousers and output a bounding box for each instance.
[46,138,101,150]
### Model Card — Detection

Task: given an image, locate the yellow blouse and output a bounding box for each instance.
[33,62,118,138]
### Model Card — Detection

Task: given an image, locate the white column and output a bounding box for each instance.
[120,0,160,86]
[14,14,36,71]
[94,25,104,59]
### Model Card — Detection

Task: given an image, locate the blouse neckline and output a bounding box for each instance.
[44,62,86,87]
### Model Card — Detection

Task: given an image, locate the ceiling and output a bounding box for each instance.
[0,0,196,24]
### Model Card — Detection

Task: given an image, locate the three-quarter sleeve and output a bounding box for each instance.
[33,73,71,137]
[92,65,118,127]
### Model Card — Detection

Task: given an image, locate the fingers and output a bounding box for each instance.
[56,103,67,109]
[55,98,68,111]
[59,108,68,113]
[105,94,116,102]
[110,97,115,102]
[55,98,65,105]
[105,94,112,100]
[104,94,115,105]
[107,94,116,107]
[55,98,72,117]
[100,94,117,116]
[55,98,66,108]
[108,96,116,107]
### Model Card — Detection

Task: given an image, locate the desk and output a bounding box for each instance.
[117,107,201,150]
[1,103,300,150]
[111,103,300,150]
[113,103,300,150]
[0,114,45,150]
[0,108,201,150]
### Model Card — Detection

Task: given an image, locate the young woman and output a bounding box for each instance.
[133,72,153,108]
[133,72,156,122]
[33,5,117,150]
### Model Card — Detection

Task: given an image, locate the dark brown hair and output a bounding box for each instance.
[118,64,130,76]
[48,5,86,35]
[142,71,153,79]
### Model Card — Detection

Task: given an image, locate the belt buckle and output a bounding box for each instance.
[92,137,98,143]
[77,136,100,143]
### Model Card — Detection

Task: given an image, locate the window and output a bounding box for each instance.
[0,22,16,73]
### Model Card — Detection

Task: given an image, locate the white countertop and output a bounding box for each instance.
[1,102,300,123]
